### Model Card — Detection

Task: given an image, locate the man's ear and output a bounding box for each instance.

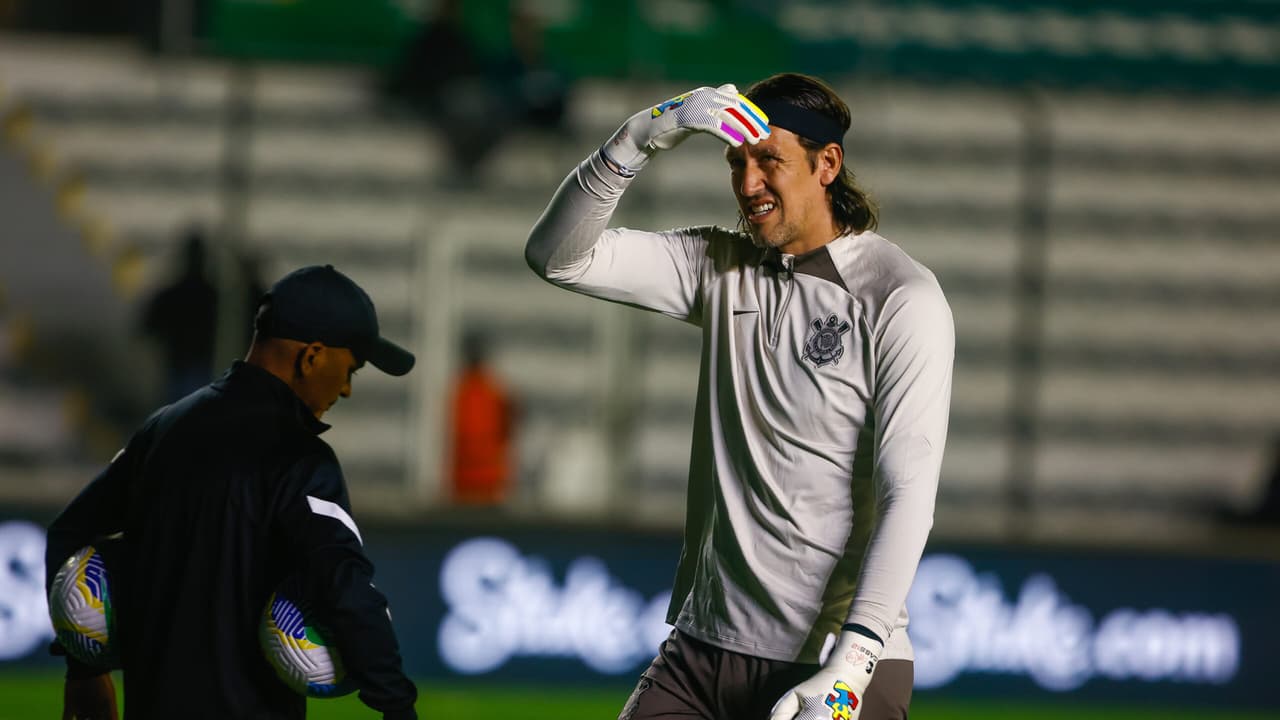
[818,143,842,186]
[297,342,326,377]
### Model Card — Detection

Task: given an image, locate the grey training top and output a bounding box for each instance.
[526,151,954,663]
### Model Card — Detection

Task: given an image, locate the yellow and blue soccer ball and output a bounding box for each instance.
[48,545,119,669]
[259,587,356,697]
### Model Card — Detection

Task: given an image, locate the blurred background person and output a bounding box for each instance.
[139,225,218,404]
[447,329,516,506]
[382,0,498,181]
[138,225,265,405]
[382,0,570,181]
[490,1,569,135]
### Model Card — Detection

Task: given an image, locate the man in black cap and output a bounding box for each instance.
[46,265,419,720]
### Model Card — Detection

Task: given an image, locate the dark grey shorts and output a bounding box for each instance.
[618,630,912,720]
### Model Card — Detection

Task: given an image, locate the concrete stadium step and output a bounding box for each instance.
[79,185,220,244]
[1044,300,1280,355]
[1047,92,1280,156]
[1040,370,1278,426]
[249,124,439,177]
[0,36,230,102]
[25,123,223,170]
[1050,169,1276,215]
[247,195,423,242]
[1047,235,1280,286]
[1035,441,1268,504]
[319,408,411,470]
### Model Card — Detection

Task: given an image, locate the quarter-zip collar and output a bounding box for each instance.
[761,233,852,273]
[761,247,795,277]
[211,360,331,435]
[769,252,796,348]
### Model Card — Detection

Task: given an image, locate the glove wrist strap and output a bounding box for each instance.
[598,145,641,178]
[841,623,884,646]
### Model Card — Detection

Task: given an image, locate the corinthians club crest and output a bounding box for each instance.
[804,314,851,367]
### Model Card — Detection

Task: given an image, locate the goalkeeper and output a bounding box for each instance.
[526,73,954,720]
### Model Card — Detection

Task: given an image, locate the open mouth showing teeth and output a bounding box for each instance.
[749,202,775,218]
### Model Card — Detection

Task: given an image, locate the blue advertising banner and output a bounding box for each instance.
[2,513,1277,710]
[0,518,54,668]
[366,525,678,684]
[903,549,1265,706]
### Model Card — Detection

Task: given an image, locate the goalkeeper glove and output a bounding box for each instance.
[769,629,882,720]
[602,84,770,176]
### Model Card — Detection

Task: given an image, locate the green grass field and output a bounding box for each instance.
[3,670,1274,720]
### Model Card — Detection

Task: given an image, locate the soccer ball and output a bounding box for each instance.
[259,584,356,697]
[47,545,119,669]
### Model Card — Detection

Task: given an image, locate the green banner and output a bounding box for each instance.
[205,0,787,81]
[205,0,1280,94]
[207,0,416,65]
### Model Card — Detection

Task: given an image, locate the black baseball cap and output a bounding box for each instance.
[256,265,415,376]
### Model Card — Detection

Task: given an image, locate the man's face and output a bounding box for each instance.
[726,127,835,255]
[294,344,360,419]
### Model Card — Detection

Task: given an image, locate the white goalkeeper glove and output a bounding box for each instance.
[602,84,771,176]
[769,630,882,720]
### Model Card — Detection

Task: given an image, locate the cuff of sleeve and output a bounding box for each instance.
[583,149,635,197]
[382,707,417,720]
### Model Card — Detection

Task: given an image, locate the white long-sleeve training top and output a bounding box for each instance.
[526,150,955,664]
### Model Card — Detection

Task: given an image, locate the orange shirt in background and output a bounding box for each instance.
[449,367,513,505]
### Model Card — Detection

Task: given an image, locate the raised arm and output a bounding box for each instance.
[523,148,633,280]
[525,85,770,320]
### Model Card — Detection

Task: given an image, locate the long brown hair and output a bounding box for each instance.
[744,73,878,234]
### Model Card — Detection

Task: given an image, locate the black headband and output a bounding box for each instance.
[754,98,846,147]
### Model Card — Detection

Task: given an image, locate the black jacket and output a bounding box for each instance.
[46,361,417,719]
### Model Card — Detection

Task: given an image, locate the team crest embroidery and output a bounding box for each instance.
[804,314,851,367]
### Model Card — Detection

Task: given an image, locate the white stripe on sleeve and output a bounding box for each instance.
[306,495,364,546]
